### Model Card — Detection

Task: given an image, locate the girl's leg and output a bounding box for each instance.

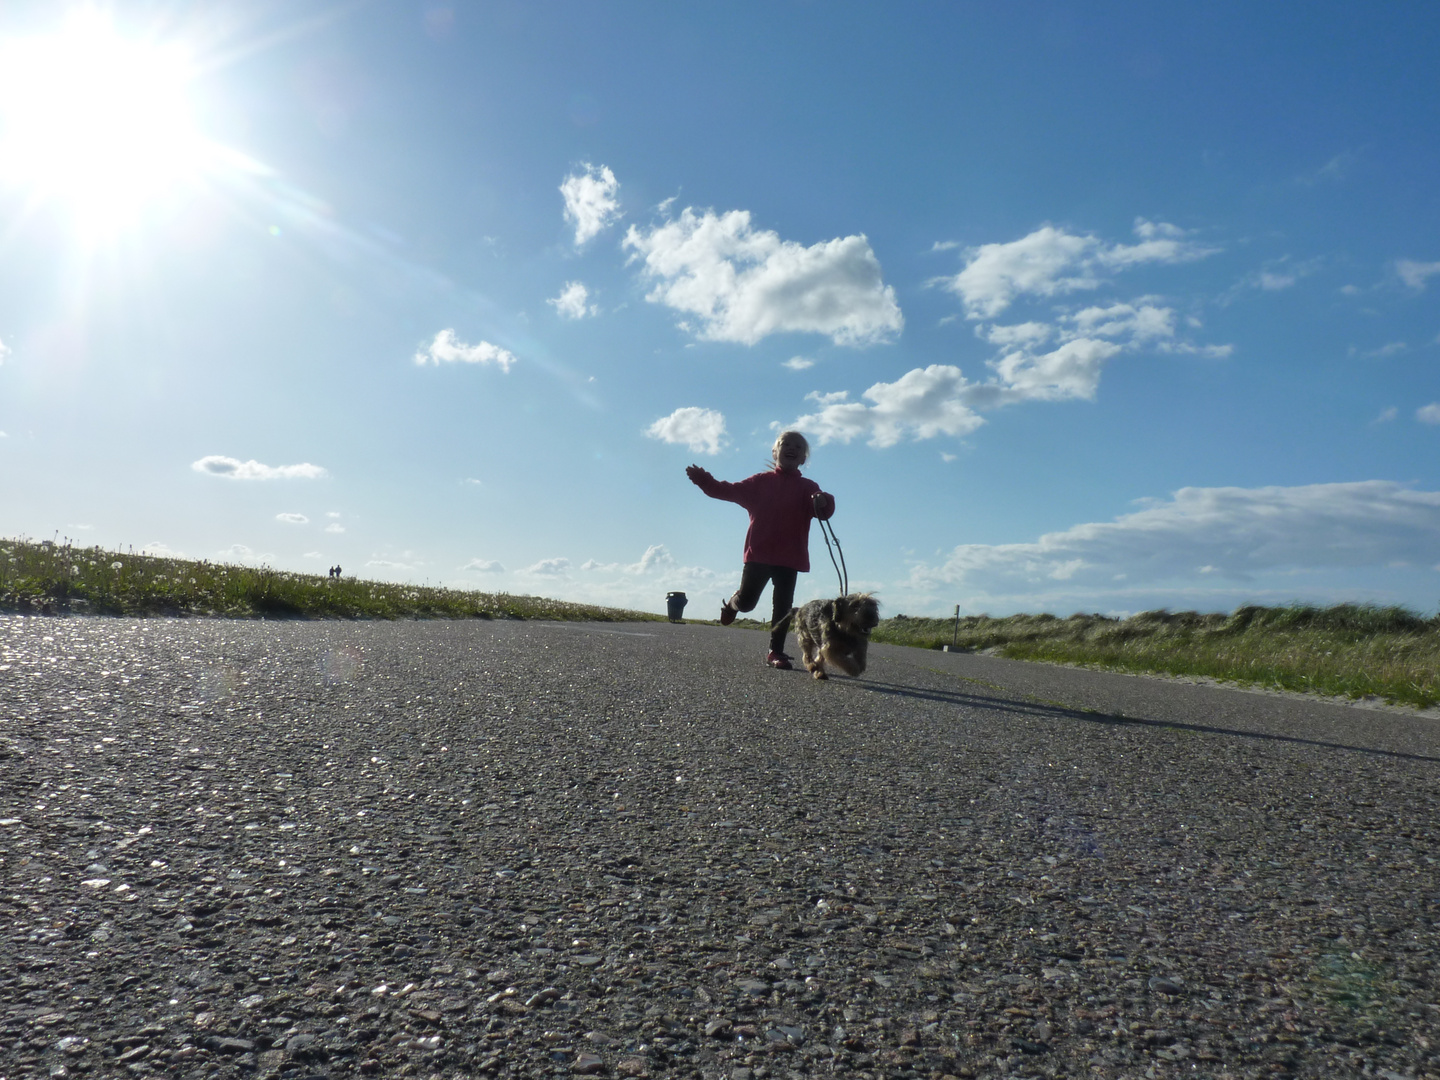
[767,568,798,654]
[729,563,773,613]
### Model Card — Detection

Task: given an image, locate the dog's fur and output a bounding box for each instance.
[787,592,880,680]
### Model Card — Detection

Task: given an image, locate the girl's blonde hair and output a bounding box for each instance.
[772,430,810,465]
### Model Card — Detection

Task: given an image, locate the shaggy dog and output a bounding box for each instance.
[788,593,880,680]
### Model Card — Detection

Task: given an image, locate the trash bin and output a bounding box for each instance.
[665,591,688,622]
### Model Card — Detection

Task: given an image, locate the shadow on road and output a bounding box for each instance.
[849,677,1440,765]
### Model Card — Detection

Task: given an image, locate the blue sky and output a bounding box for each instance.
[2,1,1438,618]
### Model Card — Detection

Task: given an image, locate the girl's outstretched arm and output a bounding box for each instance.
[687,464,750,505]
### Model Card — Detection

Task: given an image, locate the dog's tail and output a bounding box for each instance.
[772,607,798,637]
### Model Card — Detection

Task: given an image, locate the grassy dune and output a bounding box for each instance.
[5,537,1436,709]
[0,537,660,623]
[874,605,1440,710]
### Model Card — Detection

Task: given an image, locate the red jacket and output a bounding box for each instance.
[694,467,834,572]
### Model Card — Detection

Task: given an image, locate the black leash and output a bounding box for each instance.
[818,516,848,597]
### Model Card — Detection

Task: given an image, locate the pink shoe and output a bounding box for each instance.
[766,650,793,670]
[719,602,737,626]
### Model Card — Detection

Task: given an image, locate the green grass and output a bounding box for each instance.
[873,605,1440,710]
[0,536,662,623]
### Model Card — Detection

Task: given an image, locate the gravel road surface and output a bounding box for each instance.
[3,615,1438,1080]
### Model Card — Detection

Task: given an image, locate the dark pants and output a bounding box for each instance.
[731,562,798,653]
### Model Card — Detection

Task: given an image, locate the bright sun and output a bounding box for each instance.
[0,10,204,237]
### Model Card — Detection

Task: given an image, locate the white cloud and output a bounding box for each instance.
[938,219,1218,319]
[1418,403,1440,425]
[140,541,185,558]
[276,512,309,525]
[463,558,505,573]
[1374,406,1398,423]
[583,544,682,576]
[303,551,324,559]
[1065,301,1175,342]
[942,226,1099,319]
[0,337,9,363]
[790,329,1133,448]
[978,321,1053,348]
[216,543,274,565]
[645,406,727,455]
[1101,218,1216,269]
[796,227,1226,450]
[791,309,1216,448]
[910,481,1440,591]
[1259,271,1297,290]
[623,207,903,346]
[553,547,721,612]
[549,280,597,319]
[560,163,621,245]
[324,523,345,534]
[783,356,815,370]
[629,544,675,575]
[1233,256,1324,295]
[413,329,517,372]
[193,456,327,480]
[524,557,571,577]
[790,365,986,448]
[991,337,1122,401]
[1162,342,1234,358]
[1395,259,1440,290]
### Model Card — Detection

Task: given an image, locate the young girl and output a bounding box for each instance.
[686,430,835,669]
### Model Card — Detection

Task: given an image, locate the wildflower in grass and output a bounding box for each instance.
[111,562,123,570]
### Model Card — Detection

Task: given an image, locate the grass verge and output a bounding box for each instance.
[7,537,1436,709]
[0,537,661,623]
[872,605,1440,710]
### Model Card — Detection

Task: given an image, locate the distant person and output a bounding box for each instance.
[334,565,342,579]
[685,430,835,670]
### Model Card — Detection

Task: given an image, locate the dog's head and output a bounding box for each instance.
[833,592,880,634]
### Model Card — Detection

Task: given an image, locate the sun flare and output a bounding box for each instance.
[0,10,205,236]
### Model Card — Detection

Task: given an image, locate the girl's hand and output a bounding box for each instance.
[686,464,713,485]
[811,492,833,516]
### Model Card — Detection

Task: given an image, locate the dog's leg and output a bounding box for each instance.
[823,632,866,677]
[798,628,826,679]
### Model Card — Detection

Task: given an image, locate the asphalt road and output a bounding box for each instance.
[2,615,1437,1079]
